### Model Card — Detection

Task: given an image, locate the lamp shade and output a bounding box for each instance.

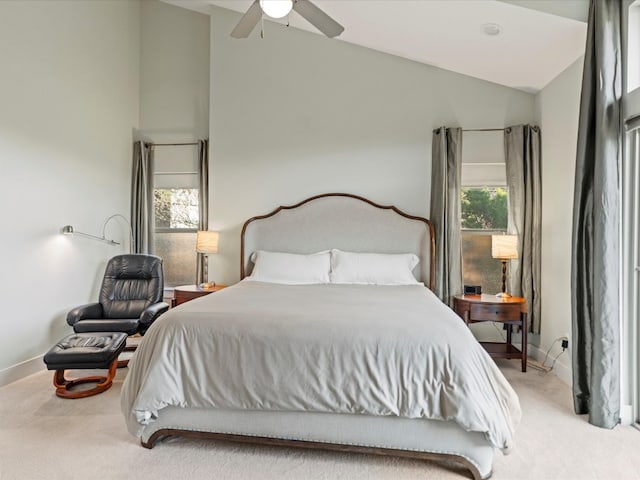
[196,231,219,254]
[491,234,518,260]
[260,0,293,18]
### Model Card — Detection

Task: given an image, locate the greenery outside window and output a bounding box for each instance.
[461,186,508,294]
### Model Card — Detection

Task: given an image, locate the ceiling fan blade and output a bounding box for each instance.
[230,0,262,38]
[292,0,344,38]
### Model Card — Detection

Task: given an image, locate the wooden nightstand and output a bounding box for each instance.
[453,294,527,372]
[173,284,227,306]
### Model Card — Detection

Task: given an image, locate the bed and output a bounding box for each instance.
[121,193,521,480]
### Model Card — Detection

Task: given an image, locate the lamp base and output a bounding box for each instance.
[495,292,512,298]
[200,282,217,290]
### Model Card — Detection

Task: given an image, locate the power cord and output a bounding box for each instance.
[473,326,568,373]
[528,337,568,373]
[546,349,566,370]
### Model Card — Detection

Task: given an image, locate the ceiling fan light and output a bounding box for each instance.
[259,0,293,19]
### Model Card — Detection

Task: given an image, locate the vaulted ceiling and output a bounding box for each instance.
[167,0,588,93]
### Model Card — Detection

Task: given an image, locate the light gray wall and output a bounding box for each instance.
[534,57,584,384]
[499,0,589,22]
[208,6,536,284]
[0,0,579,384]
[0,0,141,381]
[139,0,210,143]
[138,0,210,287]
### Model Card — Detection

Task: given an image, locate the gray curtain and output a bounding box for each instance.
[131,141,154,254]
[430,127,462,304]
[571,0,622,429]
[504,125,542,333]
[196,139,210,284]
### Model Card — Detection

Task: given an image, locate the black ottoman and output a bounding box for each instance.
[43,332,128,399]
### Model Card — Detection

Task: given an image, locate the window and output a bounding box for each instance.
[152,145,200,287]
[627,127,640,424]
[627,1,640,120]
[628,0,640,93]
[154,189,199,230]
[624,0,640,426]
[460,131,508,295]
[461,187,508,294]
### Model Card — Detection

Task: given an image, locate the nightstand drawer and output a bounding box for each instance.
[469,303,522,322]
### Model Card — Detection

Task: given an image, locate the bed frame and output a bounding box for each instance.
[241,193,435,287]
[138,193,494,480]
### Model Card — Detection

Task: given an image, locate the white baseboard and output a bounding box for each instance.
[0,355,45,388]
[527,344,636,426]
[620,404,634,426]
[528,343,572,386]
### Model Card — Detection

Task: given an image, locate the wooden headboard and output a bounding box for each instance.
[240,193,435,289]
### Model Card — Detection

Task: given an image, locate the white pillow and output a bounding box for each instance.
[329,249,421,285]
[247,250,330,284]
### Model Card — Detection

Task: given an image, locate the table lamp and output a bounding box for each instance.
[196,230,219,289]
[491,234,518,297]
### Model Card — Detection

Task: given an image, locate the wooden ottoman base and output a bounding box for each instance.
[43,332,128,399]
[52,358,118,399]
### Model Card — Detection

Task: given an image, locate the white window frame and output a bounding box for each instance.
[151,145,201,288]
[621,0,640,426]
[460,130,509,295]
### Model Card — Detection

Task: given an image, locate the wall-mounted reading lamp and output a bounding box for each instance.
[62,214,133,252]
[62,224,120,245]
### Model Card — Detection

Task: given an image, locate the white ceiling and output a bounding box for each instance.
[167,0,588,93]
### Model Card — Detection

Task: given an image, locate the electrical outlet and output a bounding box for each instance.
[561,339,569,349]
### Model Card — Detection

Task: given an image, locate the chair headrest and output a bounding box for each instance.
[105,254,163,280]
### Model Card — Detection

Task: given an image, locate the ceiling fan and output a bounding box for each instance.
[231,0,344,39]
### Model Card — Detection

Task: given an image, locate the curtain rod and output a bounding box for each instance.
[145,142,199,147]
[462,128,507,132]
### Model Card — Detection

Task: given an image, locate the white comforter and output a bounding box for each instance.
[121,281,521,450]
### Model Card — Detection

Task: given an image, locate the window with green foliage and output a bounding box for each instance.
[152,145,200,287]
[461,187,509,294]
[461,187,508,230]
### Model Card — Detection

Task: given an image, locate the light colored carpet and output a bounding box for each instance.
[1,360,639,480]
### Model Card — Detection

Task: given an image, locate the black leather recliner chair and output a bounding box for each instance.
[67,254,169,338]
